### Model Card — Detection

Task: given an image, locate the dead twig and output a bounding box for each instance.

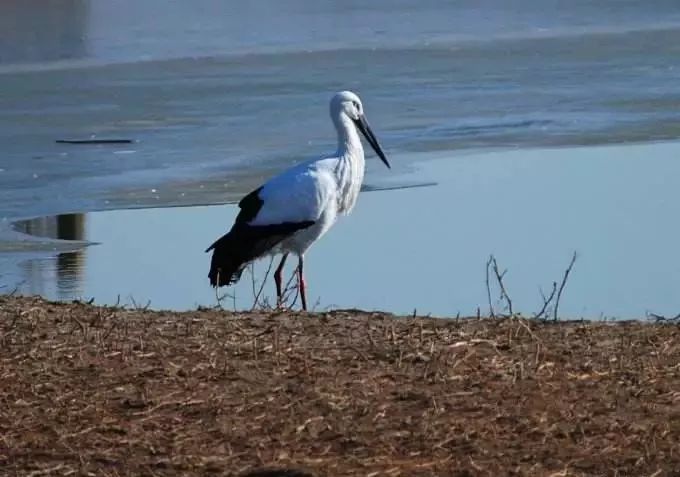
[485,256,496,318]
[280,265,300,310]
[214,270,237,311]
[553,251,577,321]
[486,255,512,317]
[129,296,151,311]
[534,281,557,320]
[251,257,274,311]
[647,312,680,323]
[492,256,513,316]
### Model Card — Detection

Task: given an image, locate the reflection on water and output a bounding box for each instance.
[0,0,89,64]
[55,214,86,298]
[14,214,86,299]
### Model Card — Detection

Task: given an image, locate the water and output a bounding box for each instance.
[4,142,680,318]
[1,0,680,317]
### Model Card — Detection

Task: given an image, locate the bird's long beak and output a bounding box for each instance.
[354,115,391,169]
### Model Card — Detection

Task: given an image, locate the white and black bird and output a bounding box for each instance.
[206,90,390,310]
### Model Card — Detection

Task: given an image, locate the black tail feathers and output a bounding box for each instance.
[206,233,246,287]
[205,221,315,288]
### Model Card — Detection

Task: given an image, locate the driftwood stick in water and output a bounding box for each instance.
[56,139,134,144]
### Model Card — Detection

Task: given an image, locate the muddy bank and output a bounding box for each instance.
[1,296,679,476]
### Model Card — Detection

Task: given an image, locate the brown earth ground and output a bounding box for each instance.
[1,296,680,477]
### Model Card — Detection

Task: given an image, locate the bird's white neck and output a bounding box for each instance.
[334,114,364,161]
[333,114,365,214]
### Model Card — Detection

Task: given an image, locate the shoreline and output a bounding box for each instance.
[1,295,679,476]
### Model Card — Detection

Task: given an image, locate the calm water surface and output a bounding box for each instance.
[3,143,679,318]
[1,1,680,316]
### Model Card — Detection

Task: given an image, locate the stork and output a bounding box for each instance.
[206,91,390,310]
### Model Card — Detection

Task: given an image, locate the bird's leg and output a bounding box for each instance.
[297,255,308,311]
[274,253,288,307]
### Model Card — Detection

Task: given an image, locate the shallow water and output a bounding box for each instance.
[3,142,680,318]
[2,1,680,316]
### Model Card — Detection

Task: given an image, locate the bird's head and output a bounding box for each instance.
[330,90,364,122]
[330,90,390,169]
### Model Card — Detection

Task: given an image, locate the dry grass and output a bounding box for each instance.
[1,296,680,476]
